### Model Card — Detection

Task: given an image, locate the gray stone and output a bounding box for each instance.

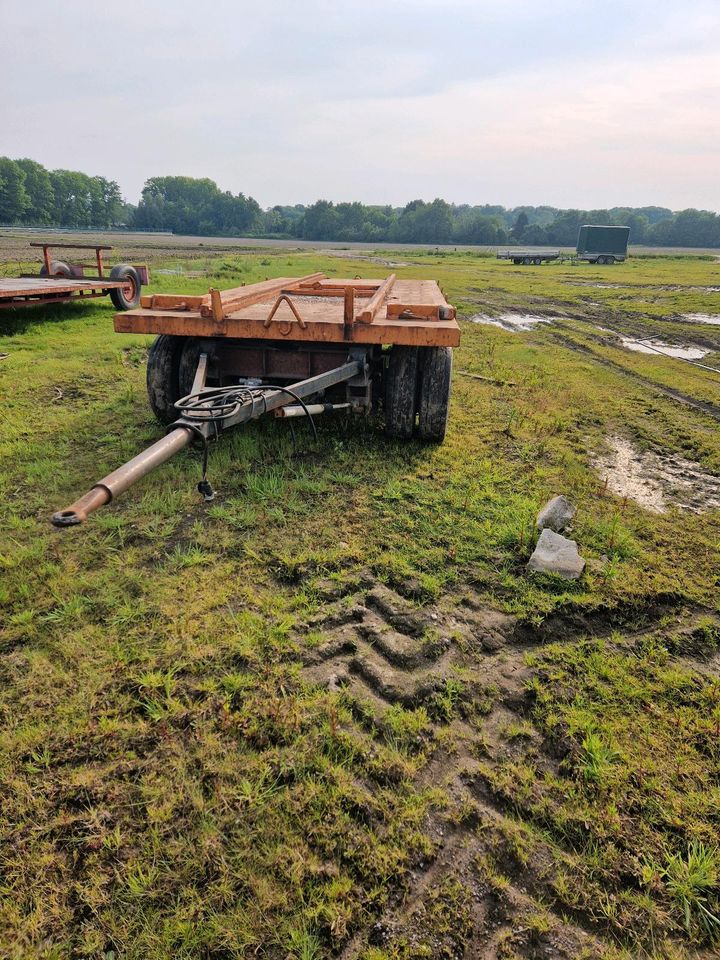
[536,494,576,532]
[527,529,586,580]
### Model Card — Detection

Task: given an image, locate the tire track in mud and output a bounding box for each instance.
[299,580,612,958]
[549,326,720,422]
[298,579,720,958]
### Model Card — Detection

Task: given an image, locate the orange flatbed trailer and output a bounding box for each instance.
[51,273,459,527]
[0,276,134,309]
[0,242,148,311]
[115,273,460,347]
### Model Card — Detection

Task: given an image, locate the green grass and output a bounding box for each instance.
[1,250,719,958]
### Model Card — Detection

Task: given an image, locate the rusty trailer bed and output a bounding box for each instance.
[52,272,460,526]
[114,273,460,347]
[0,276,130,309]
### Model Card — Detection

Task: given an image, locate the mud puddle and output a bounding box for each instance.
[327,250,413,267]
[155,267,207,277]
[470,313,553,332]
[593,436,720,514]
[681,313,720,325]
[620,338,709,360]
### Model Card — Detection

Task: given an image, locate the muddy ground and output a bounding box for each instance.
[1,249,719,959]
[2,227,720,267]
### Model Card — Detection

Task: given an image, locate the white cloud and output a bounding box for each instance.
[1,0,718,209]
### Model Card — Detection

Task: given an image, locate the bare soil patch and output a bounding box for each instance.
[593,435,720,514]
[682,313,720,325]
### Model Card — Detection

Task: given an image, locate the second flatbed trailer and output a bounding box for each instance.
[496,249,561,265]
[0,242,147,311]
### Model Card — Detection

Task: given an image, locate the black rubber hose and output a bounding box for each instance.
[174,384,319,441]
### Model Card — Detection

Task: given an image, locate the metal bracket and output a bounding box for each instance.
[263,294,307,336]
[346,347,372,414]
[190,352,209,395]
[209,288,227,334]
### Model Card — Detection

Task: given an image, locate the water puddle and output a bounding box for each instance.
[681,313,720,326]
[328,251,413,267]
[156,268,207,277]
[620,338,709,360]
[593,436,720,514]
[470,313,553,332]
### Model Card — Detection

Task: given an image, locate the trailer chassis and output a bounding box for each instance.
[51,352,367,526]
[0,242,148,311]
[50,272,459,527]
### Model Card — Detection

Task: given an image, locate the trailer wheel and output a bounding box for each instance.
[605,255,615,265]
[146,334,187,424]
[596,256,607,265]
[513,258,521,265]
[109,264,141,310]
[39,260,72,278]
[533,257,542,265]
[523,256,532,265]
[417,347,452,442]
[385,345,419,439]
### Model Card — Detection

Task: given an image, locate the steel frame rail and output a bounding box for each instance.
[51,357,364,526]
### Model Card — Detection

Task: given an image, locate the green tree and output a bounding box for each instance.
[0,157,29,223]
[15,158,54,223]
[394,199,453,244]
[510,210,529,241]
[50,170,94,227]
[133,176,259,236]
[300,200,341,240]
[90,176,123,227]
[544,209,585,245]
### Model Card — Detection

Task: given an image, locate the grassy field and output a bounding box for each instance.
[1,250,719,959]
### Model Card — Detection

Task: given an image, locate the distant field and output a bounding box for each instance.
[1,250,719,959]
[1,226,719,265]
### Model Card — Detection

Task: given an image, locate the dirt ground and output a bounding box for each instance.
[1,249,719,959]
[1,226,719,267]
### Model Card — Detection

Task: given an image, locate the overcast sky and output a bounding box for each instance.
[2,0,719,210]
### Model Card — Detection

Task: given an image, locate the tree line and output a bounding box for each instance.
[2,158,720,247]
[0,157,127,228]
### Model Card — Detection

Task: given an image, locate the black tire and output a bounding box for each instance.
[146,334,187,424]
[513,258,521,265]
[385,345,419,439]
[39,260,72,278]
[523,256,532,265]
[109,264,141,310]
[605,255,615,265]
[417,347,452,442]
[596,256,607,265]
[533,257,542,265]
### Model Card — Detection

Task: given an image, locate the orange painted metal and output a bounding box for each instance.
[263,294,308,333]
[0,276,129,310]
[116,274,460,348]
[197,273,326,319]
[356,274,396,323]
[0,242,149,310]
